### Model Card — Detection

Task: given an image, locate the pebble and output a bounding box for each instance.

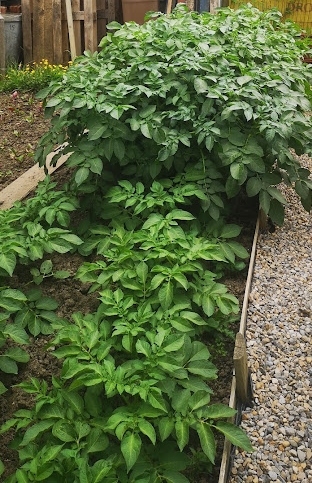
[229,154,312,483]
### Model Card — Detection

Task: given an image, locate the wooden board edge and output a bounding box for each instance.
[0,152,70,210]
[217,211,260,483]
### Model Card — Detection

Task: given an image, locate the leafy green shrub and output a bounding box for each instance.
[36,4,312,225]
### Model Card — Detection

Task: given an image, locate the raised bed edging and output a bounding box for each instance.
[218,215,260,483]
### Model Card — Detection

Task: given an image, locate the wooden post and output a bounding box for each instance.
[65,0,77,60]
[33,0,45,62]
[259,207,268,232]
[0,14,5,75]
[72,0,82,56]
[210,0,220,14]
[52,0,63,64]
[84,0,97,53]
[21,0,33,64]
[233,332,252,405]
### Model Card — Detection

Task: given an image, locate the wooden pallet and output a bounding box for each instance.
[20,0,119,65]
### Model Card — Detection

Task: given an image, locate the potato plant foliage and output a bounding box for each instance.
[36,4,312,225]
[1,4,312,482]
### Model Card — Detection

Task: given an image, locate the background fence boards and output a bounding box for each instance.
[20,0,120,65]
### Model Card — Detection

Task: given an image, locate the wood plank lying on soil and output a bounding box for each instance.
[0,152,69,210]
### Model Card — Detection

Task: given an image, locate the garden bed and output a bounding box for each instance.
[0,152,258,481]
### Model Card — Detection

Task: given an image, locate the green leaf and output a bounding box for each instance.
[214,421,254,452]
[159,282,173,310]
[61,390,84,415]
[88,123,107,141]
[16,469,29,483]
[269,199,285,226]
[0,382,8,395]
[189,391,211,411]
[51,421,76,443]
[204,403,237,419]
[158,417,174,441]
[86,428,109,453]
[196,422,216,464]
[35,297,58,310]
[175,420,189,451]
[230,162,247,184]
[220,224,241,238]
[121,432,142,472]
[246,177,262,197]
[0,357,18,374]
[4,325,29,344]
[138,420,156,444]
[21,421,54,446]
[75,167,89,186]
[89,158,103,175]
[194,77,208,94]
[266,186,287,205]
[5,347,29,363]
[162,470,190,483]
[259,189,271,215]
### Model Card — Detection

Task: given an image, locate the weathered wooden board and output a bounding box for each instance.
[21,0,120,65]
[0,154,69,211]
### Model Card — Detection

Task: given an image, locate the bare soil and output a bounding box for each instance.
[0,92,50,190]
[0,91,257,482]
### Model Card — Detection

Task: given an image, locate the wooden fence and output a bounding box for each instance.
[20,0,121,65]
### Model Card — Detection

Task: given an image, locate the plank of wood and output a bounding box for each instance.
[233,332,250,404]
[166,0,173,14]
[44,0,54,62]
[0,154,69,211]
[72,0,82,56]
[97,0,107,44]
[52,0,63,64]
[0,14,5,74]
[84,0,97,53]
[33,0,45,62]
[239,215,260,335]
[218,377,237,483]
[209,0,220,14]
[20,0,33,64]
[65,0,77,60]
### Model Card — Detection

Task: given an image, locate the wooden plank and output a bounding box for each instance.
[239,215,260,336]
[65,0,77,60]
[52,0,63,64]
[96,0,107,44]
[107,0,116,23]
[233,333,251,404]
[0,154,69,211]
[44,0,54,62]
[72,0,82,56]
[61,0,70,64]
[84,0,97,53]
[218,377,237,483]
[218,212,260,483]
[33,0,45,62]
[21,0,33,64]
[0,14,5,74]
[209,0,220,13]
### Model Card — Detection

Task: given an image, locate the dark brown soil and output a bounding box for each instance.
[0,91,256,482]
[0,92,50,190]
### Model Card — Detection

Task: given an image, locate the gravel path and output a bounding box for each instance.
[229,155,312,483]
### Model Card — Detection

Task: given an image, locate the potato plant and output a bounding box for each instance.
[36,4,312,225]
[2,4,312,482]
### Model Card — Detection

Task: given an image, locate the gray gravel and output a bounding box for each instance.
[229,155,312,483]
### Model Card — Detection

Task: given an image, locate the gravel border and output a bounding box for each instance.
[228,154,312,483]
